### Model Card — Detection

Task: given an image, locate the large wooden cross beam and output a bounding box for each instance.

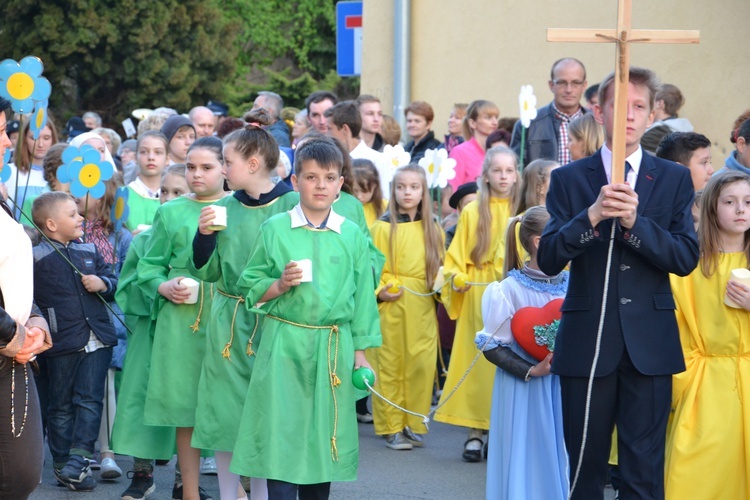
[548,0,699,183]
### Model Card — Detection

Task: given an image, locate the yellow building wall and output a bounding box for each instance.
[362,0,747,160]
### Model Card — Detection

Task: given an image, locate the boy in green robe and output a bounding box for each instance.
[230,138,382,498]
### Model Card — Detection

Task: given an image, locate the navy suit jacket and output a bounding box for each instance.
[538,149,699,377]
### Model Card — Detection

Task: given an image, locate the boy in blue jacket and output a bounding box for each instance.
[32,191,118,492]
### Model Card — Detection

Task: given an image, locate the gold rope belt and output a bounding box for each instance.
[266,314,341,462]
[189,282,213,333]
[216,289,258,361]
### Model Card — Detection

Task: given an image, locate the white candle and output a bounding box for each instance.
[181,277,201,304]
[725,268,750,309]
[292,259,313,283]
[207,205,227,231]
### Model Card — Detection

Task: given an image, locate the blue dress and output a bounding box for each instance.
[475,267,569,500]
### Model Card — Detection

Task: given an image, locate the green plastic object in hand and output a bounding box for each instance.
[352,367,375,391]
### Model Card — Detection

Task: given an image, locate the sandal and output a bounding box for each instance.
[462,437,483,462]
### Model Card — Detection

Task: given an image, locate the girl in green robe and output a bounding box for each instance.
[190,109,299,500]
[112,166,188,498]
[137,137,228,500]
[126,131,168,231]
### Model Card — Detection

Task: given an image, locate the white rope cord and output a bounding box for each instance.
[397,286,438,297]
[568,222,617,499]
[396,275,492,297]
[365,380,432,429]
[364,317,506,430]
[396,280,447,297]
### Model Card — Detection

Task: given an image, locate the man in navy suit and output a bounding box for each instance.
[538,67,699,500]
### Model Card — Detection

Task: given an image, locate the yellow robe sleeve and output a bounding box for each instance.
[441,205,474,319]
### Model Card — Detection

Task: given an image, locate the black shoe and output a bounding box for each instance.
[122,470,155,499]
[462,437,483,462]
[172,482,214,500]
[56,455,96,491]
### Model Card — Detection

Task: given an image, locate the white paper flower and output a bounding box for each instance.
[418,148,456,189]
[518,85,538,128]
[382,144,411,175]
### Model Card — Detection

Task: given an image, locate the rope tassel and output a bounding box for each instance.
[189,281,205,333]
[331,437,339,462]
[215,289,248,362]
[246,315,259,357]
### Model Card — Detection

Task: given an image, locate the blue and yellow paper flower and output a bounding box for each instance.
[0,57,52,114]
[111,187,130,231]
[64,144,114,199]
[56,144,88,185]
[29,99,49,140]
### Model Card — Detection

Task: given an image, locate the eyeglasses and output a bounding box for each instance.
[552,80,585,89]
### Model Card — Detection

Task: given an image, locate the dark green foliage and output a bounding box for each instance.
[1,0,239,126]
[220,0,359,112]
[0,0,354,128]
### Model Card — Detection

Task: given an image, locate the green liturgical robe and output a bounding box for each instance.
[125,186,160,230]
[230,207,382,484]
[137,195,216,427]
[112,229,177,459]
[190,190,299,452]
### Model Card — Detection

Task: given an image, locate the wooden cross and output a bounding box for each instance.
[548,0,699,183]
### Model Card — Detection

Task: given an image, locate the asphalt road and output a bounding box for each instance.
[30,419,615,499]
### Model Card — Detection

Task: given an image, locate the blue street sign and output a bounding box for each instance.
[336,1,363,77]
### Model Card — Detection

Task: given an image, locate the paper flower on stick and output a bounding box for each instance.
[0,57,52,114]
[111,187,130,231]
[518,85,538,128]
[0,151,10,182]
[56,144,87,185]
[382,144,411,175]
[63,144,114,199]
[418,148,456,189]
[29,99,49,140]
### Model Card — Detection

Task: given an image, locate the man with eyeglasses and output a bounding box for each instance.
[511,58,588,167]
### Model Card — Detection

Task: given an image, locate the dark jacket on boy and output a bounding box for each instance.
[33,240,118,356]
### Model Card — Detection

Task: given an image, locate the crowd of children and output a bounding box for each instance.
[1,63,749,500]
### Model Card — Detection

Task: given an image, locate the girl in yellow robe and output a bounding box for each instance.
[496,159,559,269]
[370,165,444,450]
[665,170,750,499]
[352,158,388,228]
[435,146,519,462]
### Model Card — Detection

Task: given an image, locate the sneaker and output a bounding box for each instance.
[101,456,123,480]
[385,432,413,450]
[57,455,90,483]
[356,412,374,423]
[56,455,97,491]
[87,457,101,470]
[172,482,214,500]
[121,470,155,499]
[402,426,424,447]
[200,456,217,475]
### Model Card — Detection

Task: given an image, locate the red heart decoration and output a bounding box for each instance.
[510,298,564,362]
